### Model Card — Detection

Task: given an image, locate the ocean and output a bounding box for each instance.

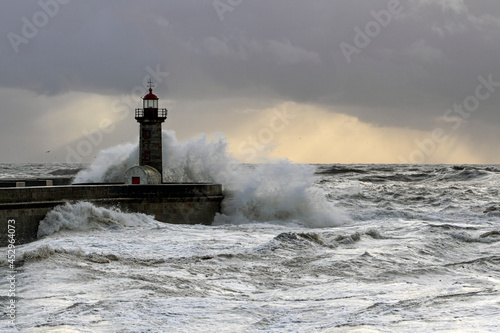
[1,132,500,332]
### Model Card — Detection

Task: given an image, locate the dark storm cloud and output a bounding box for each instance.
[1,0,500,130]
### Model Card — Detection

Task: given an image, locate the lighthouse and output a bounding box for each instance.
[124,81,168,185]
[0,79,224,245]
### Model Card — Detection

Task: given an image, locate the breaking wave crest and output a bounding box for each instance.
[73,130,348,227]
[37,201,157,238]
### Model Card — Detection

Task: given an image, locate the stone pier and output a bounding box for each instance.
[0,183,223,246]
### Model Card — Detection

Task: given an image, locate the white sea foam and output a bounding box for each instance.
[21,244,56,261]
[73,130,348,227]
[72,142,138,183]
[37,201,157,238]
[3,164,500,332]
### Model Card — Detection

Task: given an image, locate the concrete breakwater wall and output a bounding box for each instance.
[0,177,73,187]
[0,184,223,247]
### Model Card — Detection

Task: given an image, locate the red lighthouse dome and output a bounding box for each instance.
[142,87,159,109]
[143,88,158,100]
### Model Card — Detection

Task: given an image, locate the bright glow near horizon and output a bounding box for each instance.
[1,1,500,164]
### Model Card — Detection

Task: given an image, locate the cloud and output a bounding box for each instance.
[413,0,466,14]
[1,0,500,163]
[248,39,321,65]
[406,39,446,62]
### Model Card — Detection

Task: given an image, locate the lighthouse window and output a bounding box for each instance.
[143,151,151,161]
[143,99,158,109]
[143,130,151,139]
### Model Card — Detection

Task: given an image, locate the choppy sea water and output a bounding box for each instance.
[1,135,500,332]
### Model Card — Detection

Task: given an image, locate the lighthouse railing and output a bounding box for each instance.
[135,108,168,119]
[135,109,144,118]
[158,109,168,118]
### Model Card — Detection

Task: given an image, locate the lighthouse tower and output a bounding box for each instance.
[134,80,168,180]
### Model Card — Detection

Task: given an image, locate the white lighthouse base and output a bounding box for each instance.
[124,165,162,184]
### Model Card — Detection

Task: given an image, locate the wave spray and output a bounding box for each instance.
[73,131,347,227]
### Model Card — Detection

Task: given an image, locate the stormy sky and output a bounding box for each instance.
[1,0,500,164]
